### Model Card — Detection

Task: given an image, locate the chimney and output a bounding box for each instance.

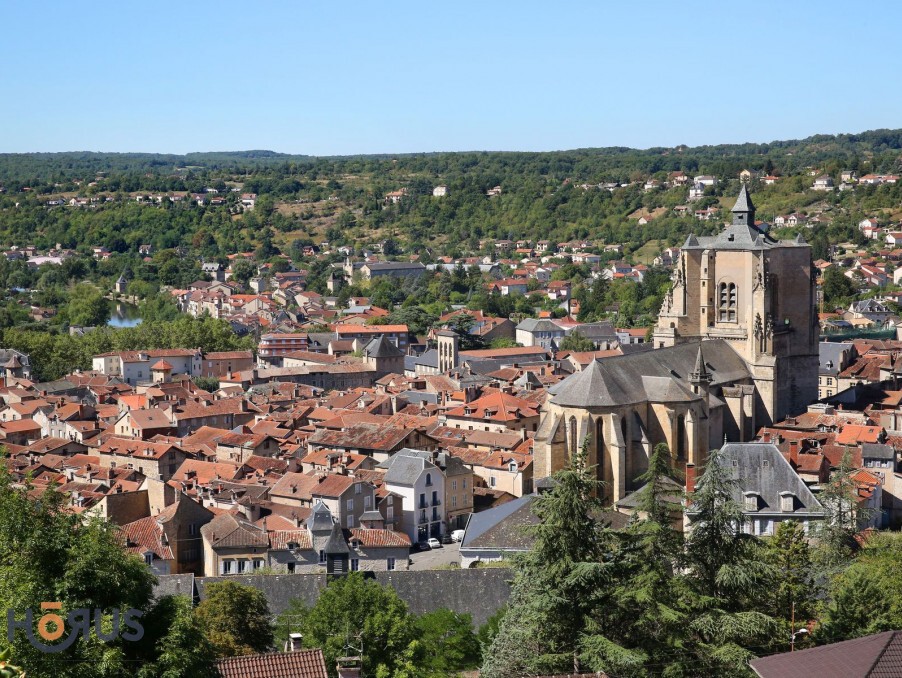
[336,658,362,678]
[285,633,304,652]
[789,440,799,467]
[685,463,696,494]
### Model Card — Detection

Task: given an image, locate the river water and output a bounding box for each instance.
[108,302,142,328]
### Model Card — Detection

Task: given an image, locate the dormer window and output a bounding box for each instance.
[780,492,795,512]
[743,491,759,512]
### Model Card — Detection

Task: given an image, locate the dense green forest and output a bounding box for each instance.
[2,127,902,261]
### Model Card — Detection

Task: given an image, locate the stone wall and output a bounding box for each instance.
[159,568,511,627]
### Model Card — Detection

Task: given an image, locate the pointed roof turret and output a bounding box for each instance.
[689,343,711,384]
[731,184,756,226]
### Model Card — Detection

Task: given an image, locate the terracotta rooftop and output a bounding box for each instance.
[216,649,328,678]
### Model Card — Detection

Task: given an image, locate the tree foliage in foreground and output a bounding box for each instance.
[0,454,217,678]
[195,581,273,658]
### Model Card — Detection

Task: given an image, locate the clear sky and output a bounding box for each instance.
[3,1,901,155]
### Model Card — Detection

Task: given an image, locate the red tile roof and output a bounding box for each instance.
[216,649,328,678]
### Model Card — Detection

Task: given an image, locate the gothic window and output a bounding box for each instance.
[676,414,686,460]
[569,416,578,454]
[595,417,604,452]
[718,282,737,322]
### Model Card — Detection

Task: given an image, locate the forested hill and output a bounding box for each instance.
[3,127,902,184]
[2,127,902,272]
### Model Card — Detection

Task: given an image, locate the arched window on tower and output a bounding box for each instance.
[718,282,737,322]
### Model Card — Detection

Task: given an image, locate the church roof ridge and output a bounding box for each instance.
[548,339,749,408]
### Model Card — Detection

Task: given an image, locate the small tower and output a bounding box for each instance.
[436,329,459,373]
[689,343,711,397]
[151,359,173,384]
[731,183,756,227]
[115,272,129,294]
[326,269,341,293]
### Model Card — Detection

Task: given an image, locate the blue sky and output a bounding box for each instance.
[3,1,901,155]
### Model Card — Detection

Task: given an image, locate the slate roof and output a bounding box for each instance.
[862,443,895,460]
[820,341,852,375]
[615,475,683,510]
[363,335,404,358]
[696,443,825,518]
[460,495,538,551]
[548,339,749,408]
[307,501,335,533]
[378,451,437,486]
[323,522,349,555]
[731,182,755,216]
[515,318,566,333]
[216,649,328,678]
[750,630,902,677]
[572,321,618,341]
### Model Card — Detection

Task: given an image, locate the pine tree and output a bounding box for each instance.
[582,443,690,677]
[681,447,778,675]
[763,520,816,653]
[480,438,611,678]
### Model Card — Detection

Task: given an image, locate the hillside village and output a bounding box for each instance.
[1,180,902,587]
[5,146,902,676]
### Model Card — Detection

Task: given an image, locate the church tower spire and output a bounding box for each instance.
[731,183,756,227]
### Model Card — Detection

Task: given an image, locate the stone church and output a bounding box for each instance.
[534,186,819,502]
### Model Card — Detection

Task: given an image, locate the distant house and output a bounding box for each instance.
[488,278,529,296]
[693,175,717,187]
[240,193,257,208]
[432,185,448,197]
[202,262,225,282]
[486,185,502,197]
[786,213,807,227]
[813,175,834,191]
[384,188,408,204]
[688,182,706,201]
[694,207,719,221]
[515,318,566,348]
